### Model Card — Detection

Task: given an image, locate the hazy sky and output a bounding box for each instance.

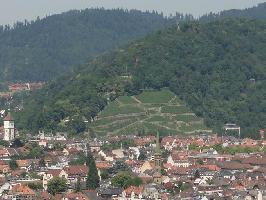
[0,0,265,25]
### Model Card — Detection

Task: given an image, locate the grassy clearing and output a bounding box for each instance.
[100,105,144,117]
[90,89,211,136]
[175,114,200,122]
[146,115,168,122]
[161,105,191,114]
[169,97,182,105]
[136,89,175,104]
[118,96,139,104]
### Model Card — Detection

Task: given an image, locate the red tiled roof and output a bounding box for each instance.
[161,137,176,145]
[96,161,112,169]
[201,164,221,171]
[64,147,79,155]
[39,191,51,200]
[11,169,26,176]
[4,113,13,121]
[171,152,188,161]
[12,184,35,196]
[164,182,174,189]
[0,160,8,165]
[218,161,252,170]
[65,192,89,200]
[254,167,266,173]
[124,186,144,195]
[54,194,63,200]
[241,156,266,166]
[46,169,62,177]
[0,165,10,173]
[175,167,190,175]
[0,148,9,156]
[16,160,30,167]
[64,165,88,176]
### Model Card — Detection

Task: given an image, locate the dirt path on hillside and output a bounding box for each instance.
[132,96,142,104]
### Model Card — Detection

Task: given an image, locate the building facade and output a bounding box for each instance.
[3,113,15,141]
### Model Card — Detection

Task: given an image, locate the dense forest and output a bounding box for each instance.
[13,18,266,138]
[0,8,189,81]
[201,2,266,21]
[2,2,266,82]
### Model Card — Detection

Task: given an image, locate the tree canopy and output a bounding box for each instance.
[47,177,67,195]
[14,18,266,138]
[111,172,143,189]
[0,8,181,82]
[201,2,266,22]
[86,153,100,189]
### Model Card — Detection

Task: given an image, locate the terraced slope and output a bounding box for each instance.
[90,89,212,136]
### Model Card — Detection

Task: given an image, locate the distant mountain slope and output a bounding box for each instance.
[0,9,180,81]
[14,18,266,138]
[2,2,266,82]
[90,89,211,136]
[201,2,266,21]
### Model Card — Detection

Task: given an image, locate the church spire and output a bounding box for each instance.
[153,131,162,184]
[155,131,161,154]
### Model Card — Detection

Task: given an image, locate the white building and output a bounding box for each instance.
[3,113,15,141]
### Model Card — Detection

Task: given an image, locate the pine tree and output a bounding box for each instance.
[86,153,100,189]
[75,177,81,192]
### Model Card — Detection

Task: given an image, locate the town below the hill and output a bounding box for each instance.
[0,2,266,200]
[0,112,265,199]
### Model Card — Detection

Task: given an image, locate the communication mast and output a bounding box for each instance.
[176,20,180,31]
[259,129,265,140]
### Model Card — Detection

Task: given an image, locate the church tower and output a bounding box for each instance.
[153,132,162,184]
[3,113,15,141]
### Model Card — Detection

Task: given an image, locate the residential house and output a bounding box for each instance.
[142,184,161,199]
[62,147,79,156]
[96,187,122,200]
[0,160,10,174]
[167,151,191,168]
[16,160,31,171]
[119,186,144,200]
[112,149,125,159]
[241,155,266,167]
[140,161,154,173]
[96,161,112,181]
[98,150,114,162]
[62,192,90,200]
[10,184,36,200]
[161,136,178,151]
[63,165,88,188]
[43,169,68,190]
[0,148,10,159]
[197,185,224,197]
[38,139,48,148]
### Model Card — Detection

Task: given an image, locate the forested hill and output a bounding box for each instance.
[15,18,266,138]
[0,8,182,82]
[2,2,266,82]
[201,2,266,21]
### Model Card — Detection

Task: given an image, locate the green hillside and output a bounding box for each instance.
[0,9,180,82]
[90,89,211,136]
[3,2,266,82]
[13,18,266,138]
